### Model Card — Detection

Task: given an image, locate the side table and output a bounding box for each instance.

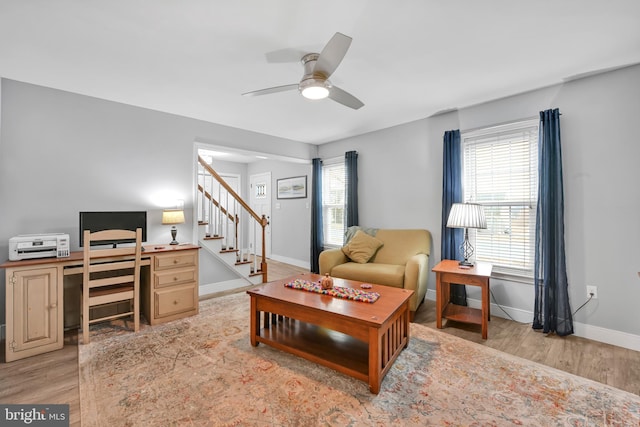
[432,260,493,339]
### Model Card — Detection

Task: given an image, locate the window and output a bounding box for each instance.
[462,119,538,280]
[322,158,346,247]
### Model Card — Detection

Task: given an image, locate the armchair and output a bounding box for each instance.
[319,228,431,320]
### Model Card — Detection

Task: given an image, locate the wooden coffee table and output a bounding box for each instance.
[247,273,413,393]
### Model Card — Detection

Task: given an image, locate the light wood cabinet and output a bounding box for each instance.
[142,248,199,325]
[5,266,64,362]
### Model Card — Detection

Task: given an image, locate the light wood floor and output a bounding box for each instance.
[2,260,638,427]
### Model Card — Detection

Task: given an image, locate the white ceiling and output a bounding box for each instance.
[1,1,639,145]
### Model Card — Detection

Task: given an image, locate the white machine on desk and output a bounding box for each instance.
[8,233,70,261]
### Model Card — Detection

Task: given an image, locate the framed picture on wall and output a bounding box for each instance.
[277,176,307,199]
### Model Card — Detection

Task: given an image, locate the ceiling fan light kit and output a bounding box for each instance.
[243,32,364,109]
[300,82,330,100]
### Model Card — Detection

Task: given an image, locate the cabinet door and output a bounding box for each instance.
[6,266,64,362]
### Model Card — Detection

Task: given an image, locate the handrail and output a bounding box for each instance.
[198,156,268,228]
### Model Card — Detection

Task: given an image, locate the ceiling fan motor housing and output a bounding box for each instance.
[299,53,331,99]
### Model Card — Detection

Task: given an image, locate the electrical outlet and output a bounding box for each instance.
[586,285,598,299]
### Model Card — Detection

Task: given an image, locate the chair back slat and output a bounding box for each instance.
[89,260,137,273]
[88,275,136,288]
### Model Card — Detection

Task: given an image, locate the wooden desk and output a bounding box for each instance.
[432,260,492,339]
[2,244,200,362]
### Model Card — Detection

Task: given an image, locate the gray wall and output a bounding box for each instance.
[248,159,312,267]
[0,78,315,324]
[319,64,640,340]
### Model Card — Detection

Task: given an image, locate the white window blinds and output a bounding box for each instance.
[322,159,346,247]
[462,119,539,278]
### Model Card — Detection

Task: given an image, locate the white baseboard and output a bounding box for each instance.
[425,290,640,352]
[573,321,640,352]
[199,279,249,297]
[269,254,310,270]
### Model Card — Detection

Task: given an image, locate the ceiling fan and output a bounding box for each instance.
[242,32,364,110]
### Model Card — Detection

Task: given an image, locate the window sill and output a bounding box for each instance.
[491,271,534,285]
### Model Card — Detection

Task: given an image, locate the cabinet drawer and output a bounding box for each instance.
[154,284,197,319]
[154,251,197,271]
[154,268,196,288]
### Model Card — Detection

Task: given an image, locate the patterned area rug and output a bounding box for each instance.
[79,292,640,426]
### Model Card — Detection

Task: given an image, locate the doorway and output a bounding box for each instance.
[249,172,272,258]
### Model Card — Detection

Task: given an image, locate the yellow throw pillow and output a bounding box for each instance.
[341,230,384,263]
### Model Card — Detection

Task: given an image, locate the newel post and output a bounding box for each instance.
[260,214,269,282]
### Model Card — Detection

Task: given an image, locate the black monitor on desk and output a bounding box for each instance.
[79,211,147,247]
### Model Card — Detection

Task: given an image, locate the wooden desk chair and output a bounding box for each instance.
[81,228,142,344]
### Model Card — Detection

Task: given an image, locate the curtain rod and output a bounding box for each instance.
[460,110,563,134]
[460,116,538,135]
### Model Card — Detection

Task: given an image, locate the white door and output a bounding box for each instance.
[249,172,271,258]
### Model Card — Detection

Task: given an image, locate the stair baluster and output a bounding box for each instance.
[209,175,214,236]
[234,200,239,260]
[200,166,206,229]
[237,207,242,263]
[252,220,257,274]
[207,170,210,233]
[226,189,231,249]
[218,182,222,240]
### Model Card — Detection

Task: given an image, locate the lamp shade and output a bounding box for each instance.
[162,209,185,225]
[446,203,487,229]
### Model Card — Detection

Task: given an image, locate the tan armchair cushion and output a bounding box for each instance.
[341,230,384,263]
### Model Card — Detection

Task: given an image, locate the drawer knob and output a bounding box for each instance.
[173,300,178,305]
[173,277,178,281]
[173,259,178,264]
[50,303,57,309]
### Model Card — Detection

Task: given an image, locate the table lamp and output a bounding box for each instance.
[446,202,487,267]
[162,209,185,245]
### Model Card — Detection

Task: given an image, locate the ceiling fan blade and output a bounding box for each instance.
[242,84,298,97]
[328,86,364,110]
[314,32,352,78]
[264,48,306,63]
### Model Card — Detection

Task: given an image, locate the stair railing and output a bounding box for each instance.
[197,155,269,283]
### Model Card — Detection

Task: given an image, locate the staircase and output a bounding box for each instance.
[197,155,268,286]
